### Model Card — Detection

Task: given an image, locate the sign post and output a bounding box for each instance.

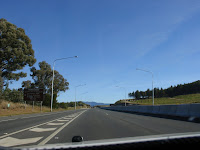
[24,89,44,111]
[41,101,43,112]
[32,101,34,111]
[24,101,26,109]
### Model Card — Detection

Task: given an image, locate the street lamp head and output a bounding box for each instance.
[74,56,78,58]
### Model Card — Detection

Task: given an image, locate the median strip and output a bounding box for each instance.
[0,111,84,139]
[38,110,87,145]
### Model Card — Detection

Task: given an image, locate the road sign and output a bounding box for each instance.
[24,89,44,101]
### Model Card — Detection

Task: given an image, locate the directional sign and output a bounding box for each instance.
[24,88,44,101]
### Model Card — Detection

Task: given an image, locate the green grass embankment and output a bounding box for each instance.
[123,93,200,105]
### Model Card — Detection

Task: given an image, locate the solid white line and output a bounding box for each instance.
[0,111,84,139]
[38,110,87,145]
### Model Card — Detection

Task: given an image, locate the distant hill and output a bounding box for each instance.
[83,101,110,107]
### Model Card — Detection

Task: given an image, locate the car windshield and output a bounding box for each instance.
[0,0,200,148]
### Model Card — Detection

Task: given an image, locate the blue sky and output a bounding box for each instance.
[1,0,200,103]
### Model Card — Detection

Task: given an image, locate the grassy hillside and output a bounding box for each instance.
[118,93,200,105]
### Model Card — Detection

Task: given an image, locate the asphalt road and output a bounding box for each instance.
[0,108,200,148]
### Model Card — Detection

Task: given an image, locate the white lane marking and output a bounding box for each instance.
[19,111,70,119]
[47,123,64,126]
[67,115,75,117]
[38,110,87,145]
[0,111,69,123]
[0,137,43,147]
[56,119,70,122]
[62,117,73,119]
[29,128,56,132]
[0,118,18,123]
[0,111,85,139]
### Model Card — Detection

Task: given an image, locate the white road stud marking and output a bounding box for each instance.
[0,137,43,147]
[47,123,64,126]
[29,128,56,132]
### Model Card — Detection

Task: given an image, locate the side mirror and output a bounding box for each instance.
[72,136,83,142]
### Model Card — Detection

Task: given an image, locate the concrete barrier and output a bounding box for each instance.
[158,105,174,115]
[152,105,160,114]
[189,104,200,117]
[101,103,200,119]
[176,104,190,117]
[146,106,153,113]
[139,106,149,113]
[167,105,177,116]
[126,106,134,112]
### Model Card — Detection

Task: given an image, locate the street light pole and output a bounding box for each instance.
[75,84,86,110]
[136,68,154,105]
[51,56,78,112]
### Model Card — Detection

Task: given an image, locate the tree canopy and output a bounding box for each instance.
[0,18,36,88]
[128,80,200,99]
[30,61,69,95]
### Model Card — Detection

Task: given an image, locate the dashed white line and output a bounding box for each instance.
[0,118,17,123]
[0,111,70,123]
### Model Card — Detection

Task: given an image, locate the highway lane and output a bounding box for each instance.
[0,108,200,148]
[47,108,200,144]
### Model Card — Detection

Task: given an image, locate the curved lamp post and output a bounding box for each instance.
[51,56,78,112]
[75,84,86,110]
[136,68,154,105]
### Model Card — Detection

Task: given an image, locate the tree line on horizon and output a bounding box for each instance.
[128,80,200,100]
[0,18,86,109]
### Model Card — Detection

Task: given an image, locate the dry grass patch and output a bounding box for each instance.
[0,100,50,116]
